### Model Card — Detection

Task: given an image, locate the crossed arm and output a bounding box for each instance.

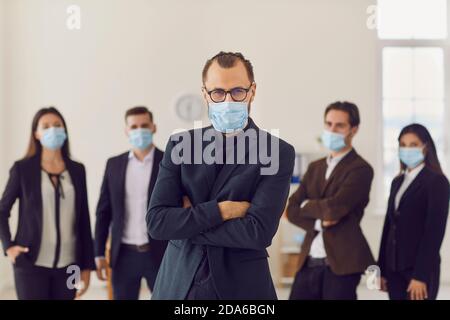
[146,138,295,250]
[287,165,374,230]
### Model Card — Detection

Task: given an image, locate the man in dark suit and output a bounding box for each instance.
[147,52,295,300]
[287,101,375,300]
[94,106,168,300]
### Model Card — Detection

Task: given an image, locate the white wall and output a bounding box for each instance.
[1,0,380,197]
[0,0,10,292]
[1,0,449,293]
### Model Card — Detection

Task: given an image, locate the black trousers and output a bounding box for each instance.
[112,245,160,300]
[14,264,76,300]
[289,259,361,300]
[385,267,440,300]
[185,254,219,300]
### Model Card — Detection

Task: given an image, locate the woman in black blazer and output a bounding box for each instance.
[378,123,449,300]
[0,107,95,300]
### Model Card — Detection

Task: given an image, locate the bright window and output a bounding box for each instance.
[378,0,447,39]
[379,0,448,201]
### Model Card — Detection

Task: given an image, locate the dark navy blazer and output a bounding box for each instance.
[94,148,168,268]
[147,118,295,300]
[0,154,95,270]
[378,166,450,282]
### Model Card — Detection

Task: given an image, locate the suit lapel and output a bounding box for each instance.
[387,175,404,217]
[210,119,258,198]
[147,148,162,204]
[397,167,427,210]
[315,160,328,194]
[320,149,357,197]
[117,153,129,216]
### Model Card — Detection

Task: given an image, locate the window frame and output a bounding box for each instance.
[375,3,450,214]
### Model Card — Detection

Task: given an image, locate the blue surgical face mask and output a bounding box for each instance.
[321,130,347,152]
[129,128,153,150]
[40,127,67,150]
[208,102,249,133]
[399,147,425,169]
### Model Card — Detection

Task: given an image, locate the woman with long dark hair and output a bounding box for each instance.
[0,107,95,300]
[378,123,449,300]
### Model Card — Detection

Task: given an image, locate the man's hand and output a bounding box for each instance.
[183,196,250,221]
[218,201,251,221]
[182,196,192,208]
[6,245,29,264]
[300,200,339,228]
[322,220,339,228]
[75,270,91,299]
[407,279,428,300]
[95,257,108,281]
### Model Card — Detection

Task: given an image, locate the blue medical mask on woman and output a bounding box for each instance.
[40,127,67,150]
[399,147,425,169]
[129,128,153,150]
[321,130,347,152]
[208,102,249,133]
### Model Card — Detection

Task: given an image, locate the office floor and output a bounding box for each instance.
[1,278,450,300]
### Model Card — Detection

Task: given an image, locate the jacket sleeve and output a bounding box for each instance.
[189,144,295,250]
[146,137,225,240]
[377,179,397,277]
[0,162,21,255]
[298,165,374,221]
[94,160,112,257]
[377,215,392,277]
[79,164,96,270]
[412,174,450,282]
[286,166,315,232]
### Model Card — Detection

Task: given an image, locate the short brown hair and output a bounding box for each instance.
[202,51,255,84]
[125,106,153,122]
[324,101,360,127]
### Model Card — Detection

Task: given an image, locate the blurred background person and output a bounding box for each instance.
[378,124,450,300]
[1,0,450,300]
[287,102,375,300]
[0,107,95,300]
[94,106,167,300]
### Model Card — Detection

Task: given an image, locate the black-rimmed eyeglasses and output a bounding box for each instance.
[203,83,254,103]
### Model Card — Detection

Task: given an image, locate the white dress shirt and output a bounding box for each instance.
[122,148,155,245]
[35,170,76,268]
[394,163,425,210]
[309,149,352,259]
